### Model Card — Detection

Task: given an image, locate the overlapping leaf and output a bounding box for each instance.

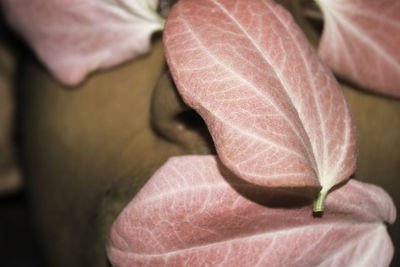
[0,0,164,85]
[164,0,357,200]
[318,0,400,97]
[107,155,395,267]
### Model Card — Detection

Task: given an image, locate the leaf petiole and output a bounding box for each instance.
[313,188,328,212]
[313,0,322,10]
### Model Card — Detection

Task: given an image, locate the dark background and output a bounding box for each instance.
[0,193,47,267]
[0,15,47,267]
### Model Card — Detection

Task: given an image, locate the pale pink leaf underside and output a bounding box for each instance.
[106,155,396,267]
[164,0,356,192]
[0,0,164,86]
[318,0,400,97]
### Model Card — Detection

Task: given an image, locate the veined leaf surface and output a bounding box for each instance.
[164,0,357,198]
[318,0,400,97]
[107,155,396,267]
[0,0,164,85]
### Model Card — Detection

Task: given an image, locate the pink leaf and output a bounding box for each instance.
[163,0,357,202]
[106,155,396,267]
[0,0,164,86]
[317,0,400,97]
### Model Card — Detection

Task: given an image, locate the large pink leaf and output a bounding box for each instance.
[106,155,396,267]
[0,0,164,86]
[163,0,357,203]
[317,0,400,97]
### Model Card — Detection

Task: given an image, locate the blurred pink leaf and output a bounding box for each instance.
[163,0,356,206]
[318,0,400,97]
[106,155,396,267]
[1,0,164,85]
